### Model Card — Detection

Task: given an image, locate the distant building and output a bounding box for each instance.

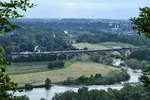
[34,45,40,52]
[53,33,56,38]
[64,31,68,34]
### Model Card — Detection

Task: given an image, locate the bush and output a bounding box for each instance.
[83,47,88,50]
[24,84,33,90]
[63,70,129,85]
[48,61,65,69]
[40,98,47,100]
[45,78,51,89]
[95,74,102,78]
[129,49,150,61]
[77,75,88,84]
[103,58,113,65]
[63,77,75,85]
[55,61,65,67]
[140,60,149,69]
[16,95,30,100]
[126,59,140,69]
[105,70,130,84]
[48,62,55,69]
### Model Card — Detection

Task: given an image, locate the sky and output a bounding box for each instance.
[22,0,150,19]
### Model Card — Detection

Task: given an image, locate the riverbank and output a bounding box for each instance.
[14,59,142,100]
[61,69,129,85]
[18,69,129,90]
[18,84,46,90]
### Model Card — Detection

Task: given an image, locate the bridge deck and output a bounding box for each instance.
[9,47,138,56]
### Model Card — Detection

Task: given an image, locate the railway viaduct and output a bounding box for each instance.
[9,47,139,61]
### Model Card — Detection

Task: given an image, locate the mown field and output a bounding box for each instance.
[100,42,137,48]
[72,42,136,50]
[10,61,121,86]
[7,61,50,73]
[72,43,107,50]
[8,61,73,75]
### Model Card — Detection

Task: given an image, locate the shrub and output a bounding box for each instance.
[48,62,55,69]
[95,74,102,78]
[48,61,65,69]
[103,58,113,65]
[45,78,51,89]
[24,84,33,90]
[63,77,75,85]
[16,95,30,100]
[40,98,47,100]
[129,49,150,61]
[126,59,140,69]
[83,47,88,50]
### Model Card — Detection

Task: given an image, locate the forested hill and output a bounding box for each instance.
[1,18,150,53]
[12,18,133,35]
[0,19,76,53]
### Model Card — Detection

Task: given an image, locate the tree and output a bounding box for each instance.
[126,59,140,69]
[48,61,65,69]
[0,0,34,99]
[45,78,51,89]
[130,7,150,37]
[95,73,102,78]
[15,95,30,100]
[140,67,150,90]
[0,0,34,33]
[0,47,19,100]
[24,84,33,90]
[130,7,150,90]
[40,98,47,100]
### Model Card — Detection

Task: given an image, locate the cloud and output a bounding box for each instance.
[22,0,150,19]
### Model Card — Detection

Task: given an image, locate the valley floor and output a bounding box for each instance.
[72,42,137,50]
[10,61,121,86]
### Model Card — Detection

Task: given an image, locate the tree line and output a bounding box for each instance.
[0,31,75,53]
[124,49,150,70]
[77,33,150,46]
[63,70,129,85]
[52,84,150,100]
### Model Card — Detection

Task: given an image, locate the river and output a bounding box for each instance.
[15,59,142,100]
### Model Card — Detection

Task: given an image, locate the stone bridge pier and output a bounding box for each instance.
[86,52,92,60]
[76,53,82,61]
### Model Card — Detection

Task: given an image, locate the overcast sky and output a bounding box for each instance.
[22,0,150,19]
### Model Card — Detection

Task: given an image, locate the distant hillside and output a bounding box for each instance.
[1,18,148,53]
[11,18,134,35]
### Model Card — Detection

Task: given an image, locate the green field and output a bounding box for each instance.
[10,61,50,66]
[72,42,137,50]
[73,43,107,50]
[8,61,73,75]
[7,61,49,73]
[100,42,137,48]
[10,61,121,85]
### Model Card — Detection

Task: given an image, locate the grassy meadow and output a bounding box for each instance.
[72,43,107,50]
[72,42,136,50]
[7,61,48,73]
[10,61,121,86]
[8,61,73,75]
